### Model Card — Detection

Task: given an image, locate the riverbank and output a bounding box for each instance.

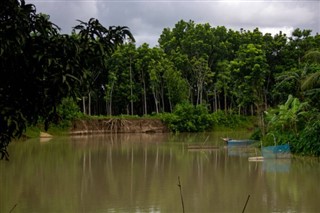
[24,115,255,138]
[24,117,169,138]
[70,118,169,135]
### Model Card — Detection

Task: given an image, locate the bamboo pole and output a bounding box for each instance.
[9,204,17,213]
[177,176,185,213]
[242,194,250,213]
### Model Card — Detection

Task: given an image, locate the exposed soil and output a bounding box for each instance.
[70,118,169,135]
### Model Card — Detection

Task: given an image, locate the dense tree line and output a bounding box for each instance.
[1,1,320,158]
[102,20,319,117]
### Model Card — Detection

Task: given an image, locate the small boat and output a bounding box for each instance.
[227,139,255,146]
[221,137,232,142]
[261,144,291,159]
[221,137,255,146]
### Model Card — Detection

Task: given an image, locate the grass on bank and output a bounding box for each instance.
[25,124,70,138]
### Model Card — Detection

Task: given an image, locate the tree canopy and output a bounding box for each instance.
[0,0,134,159]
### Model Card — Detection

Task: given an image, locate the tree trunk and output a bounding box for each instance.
[214,88,218,112]
[107,82,115,116]
[82,96,86,115]
[130,58,133,115]
[224,88,227,113]
[218,93,221,111]
[152,86,159,114]
[264,92,268,111]
[140,69,148,115]
[143,78,147,115]
[160,83,165,112]
[168,97,173,112]
[106,99,108,115]
[88,91,91,116]
[108,94,112,116]
[251,104,254,116]
[199,84,203,105]
[255,102,265,136]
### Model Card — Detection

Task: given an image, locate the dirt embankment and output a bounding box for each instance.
[70,118,169,135]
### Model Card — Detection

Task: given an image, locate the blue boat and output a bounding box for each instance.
[227,139,255,146]
[261,144,291,159]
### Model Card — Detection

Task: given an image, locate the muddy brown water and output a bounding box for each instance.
[1,132,320,212]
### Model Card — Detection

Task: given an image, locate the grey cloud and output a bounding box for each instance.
[30,0,320,46]
[32,1,99,32]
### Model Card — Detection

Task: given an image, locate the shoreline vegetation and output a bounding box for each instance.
[24,103,256,138]
[26,117,256,139]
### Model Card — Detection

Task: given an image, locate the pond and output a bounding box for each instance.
[1,132,320,213]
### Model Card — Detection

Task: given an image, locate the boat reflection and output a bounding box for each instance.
[227,145,258,157]
[262,159,291,173]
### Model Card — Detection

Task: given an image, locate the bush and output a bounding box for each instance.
[211,110,253,129]
[262,132,298,147]
[161,103,214,132]
[56,97,83,127]
[161,104,254,132]
[294,119,320,156]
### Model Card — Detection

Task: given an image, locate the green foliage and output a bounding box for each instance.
[229,43,269,109]
[56,98,83,128]
[294,117,320,156]
[163,64,189,107]
[263,95,307,144]
[161,104,252,132]
[262,95,320,156]
[161,103,214,132]
[265,95,309,134]
[262,131,299,147]
[250,128,262,141]
[211,110,232,127]
[211,110,252,129]
[105,43,138,115]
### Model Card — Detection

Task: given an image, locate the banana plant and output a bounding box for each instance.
[266,95,309,135]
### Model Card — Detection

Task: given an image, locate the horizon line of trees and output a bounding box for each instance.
[87,20,320,118]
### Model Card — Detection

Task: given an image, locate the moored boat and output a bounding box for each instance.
[227,139,255,146]
[221,137,232,142]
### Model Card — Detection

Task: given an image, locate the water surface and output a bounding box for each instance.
[1,132,320,212]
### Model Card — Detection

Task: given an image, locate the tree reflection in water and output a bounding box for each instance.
[1,133,320,212]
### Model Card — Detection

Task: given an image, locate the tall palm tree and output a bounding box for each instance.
[73,18,135,115]
[74,18,135,55]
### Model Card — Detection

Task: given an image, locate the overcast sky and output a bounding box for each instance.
[30,0,320,46]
